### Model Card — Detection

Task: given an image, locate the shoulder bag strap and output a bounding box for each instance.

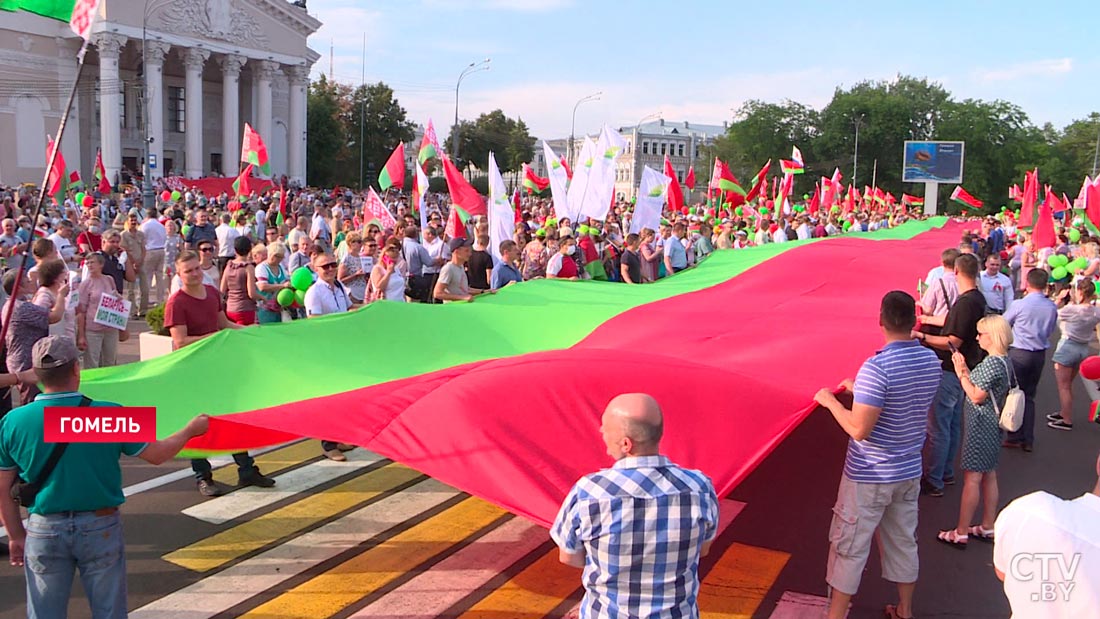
[30,396,90,486]
[939,278,954,309]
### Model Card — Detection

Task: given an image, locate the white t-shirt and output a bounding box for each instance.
[994,491,1100,618]
[796,223,811,240]
[215,223,240,258]
[47,232,76,266]
[170,272,217,296]
[304,280,351,316]
[141,218,167,251]
[423,238,446,274]
[771,228,788,243]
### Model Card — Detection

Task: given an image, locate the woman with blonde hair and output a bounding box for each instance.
[1046,278,1100,430]
[255,241,293,324]
[337,231,369,303]
[938,315,1014,547]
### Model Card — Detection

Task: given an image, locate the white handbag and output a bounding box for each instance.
[993,356,1025,432]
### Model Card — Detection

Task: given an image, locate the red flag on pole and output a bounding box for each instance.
[378,142,406,191]
[1031,202,1057,248]
[664,155,684,214]
[1019,170,1038,227]
[232,164,254,198]
[94,149,111,194]
[45,137,67,206]
[684,166,696,191]
[441,155,486,220]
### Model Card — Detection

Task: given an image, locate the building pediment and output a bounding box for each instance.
[138,0,319,55]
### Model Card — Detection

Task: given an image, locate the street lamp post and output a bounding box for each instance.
[452,58,490,163]
[631,111,661,199]
[852,113,865,188]
[569,91,601,169]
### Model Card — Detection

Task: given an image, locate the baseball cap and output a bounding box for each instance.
[32,336,79,369]
[449,237,472,252]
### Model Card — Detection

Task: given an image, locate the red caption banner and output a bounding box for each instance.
[43,407,157,443]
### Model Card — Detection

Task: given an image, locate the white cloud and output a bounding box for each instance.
[977,58,1073,83]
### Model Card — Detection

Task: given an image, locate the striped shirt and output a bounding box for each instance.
[551,455,719,619]
[847,340,942,483]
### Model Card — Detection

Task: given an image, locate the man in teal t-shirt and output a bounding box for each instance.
[0,336,209,618]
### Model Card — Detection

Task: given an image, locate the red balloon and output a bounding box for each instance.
[160,190,172,202]
[1081,356,1100,381]
[81,195,93,207]
[680,206,689,215]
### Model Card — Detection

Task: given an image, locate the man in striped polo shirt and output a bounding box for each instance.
[814,291,943,619]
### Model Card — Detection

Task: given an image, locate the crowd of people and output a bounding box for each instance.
[1,178,1098,618]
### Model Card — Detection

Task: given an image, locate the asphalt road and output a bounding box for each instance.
[1,337,1097,618]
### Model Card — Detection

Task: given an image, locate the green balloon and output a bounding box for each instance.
[1071,257,1089,271]
[843,221,852,231]
[1069,229,1082,243]
[75,192,86,204]
[291,267,313,292]
[831,205,841,213]
[295,289,307,306]
[1056,254,1070,268]
[735,207,743,216]
[1048,254,1062,268]
[1052,266,1068,280]
[1094,280,1100,295]
[171,190,182,201]
[276,288,295,307]
[759,207,769,215]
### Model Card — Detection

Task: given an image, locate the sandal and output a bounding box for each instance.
[884,604,915,619]
[936,529,967,549]
[967,525,995,542]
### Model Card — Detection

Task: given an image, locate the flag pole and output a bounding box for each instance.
[0,45,89,346]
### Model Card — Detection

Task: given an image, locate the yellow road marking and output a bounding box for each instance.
[164,463,420,572]
[239,497,507,619]
[211,440,321,485]
[456,546,581,619]
[700,542,790,618]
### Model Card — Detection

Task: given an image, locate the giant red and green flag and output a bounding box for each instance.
[442,155,485,221]
[45,136,67,206]
[418,118,441,165]
[78,217,958,526]
[240,123,271,176]
[378,142,405,191]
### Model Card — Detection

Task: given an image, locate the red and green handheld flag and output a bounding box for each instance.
[45,136,67,206]
[276,182,287,228]
[442,155,486,221]
[241,123,271,176]
[744,160,771,202]
[378,142,405,191]
[68,170,83,191]
[93,148,111,194]
[522,163,549,193]
[232,164,254,199]
[684,165,696,191]
[950,186,983,210]
[1019,170,1038,227]
[663,155,684,214]
[418,119,441,165]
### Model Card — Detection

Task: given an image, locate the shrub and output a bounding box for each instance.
[145,303,169,335]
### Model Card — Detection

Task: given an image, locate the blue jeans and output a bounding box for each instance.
[24,511,127,619]
[925,370,963,489]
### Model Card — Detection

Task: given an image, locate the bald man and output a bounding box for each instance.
[550,393,719,619]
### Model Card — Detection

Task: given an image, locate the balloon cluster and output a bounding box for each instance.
[74,192,93,208]
[160,190,182,203]
[276,268,314,307]
[1047,254,1087,281]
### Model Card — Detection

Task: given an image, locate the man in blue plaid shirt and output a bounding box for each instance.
[551,393,720,618]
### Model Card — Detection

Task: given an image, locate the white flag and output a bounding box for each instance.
[582,125,628,221]
[632,166,671,234]
[487,152,513,263]
[542,141,570,222]
[566,136,597,222]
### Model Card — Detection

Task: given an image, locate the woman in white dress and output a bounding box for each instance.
[369,237,407,302]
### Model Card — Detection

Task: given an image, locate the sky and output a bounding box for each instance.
[307,0,1099,141]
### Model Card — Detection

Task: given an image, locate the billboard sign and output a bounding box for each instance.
[903,141,964,184]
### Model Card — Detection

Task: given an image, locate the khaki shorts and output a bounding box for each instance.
[826,475,920,595]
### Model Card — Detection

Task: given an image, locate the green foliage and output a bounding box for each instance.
[446,110,535,174]
[712,74,1098,213]
[428,176,449,193]
[145,304,168,336]
[306,76,416,189]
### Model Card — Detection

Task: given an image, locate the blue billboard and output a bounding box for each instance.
[903,141,965,184]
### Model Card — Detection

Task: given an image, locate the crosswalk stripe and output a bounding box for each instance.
[131,478,460,619]
[210,439,319,486]
[348,516,548,619]
[457,499,746,618]
[163,463,422,572]
[699,543,790,618]
[182,449,384,525]
[238,497,508,619]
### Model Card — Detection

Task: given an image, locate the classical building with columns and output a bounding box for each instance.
[0,0,320,188]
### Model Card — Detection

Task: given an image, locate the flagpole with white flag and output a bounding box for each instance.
[487,152,513,263]
[1,0,100,346]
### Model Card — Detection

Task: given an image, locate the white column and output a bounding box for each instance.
[94,33,127,185]
[143,40,171,180]
[286,64,308,186]
[220,54,246,176]
[253,60,279,159]
[180,47,210,178]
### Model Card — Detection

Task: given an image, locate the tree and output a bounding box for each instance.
[446,109,534,174]
[341,82,417,189]
[306,75,348,187]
